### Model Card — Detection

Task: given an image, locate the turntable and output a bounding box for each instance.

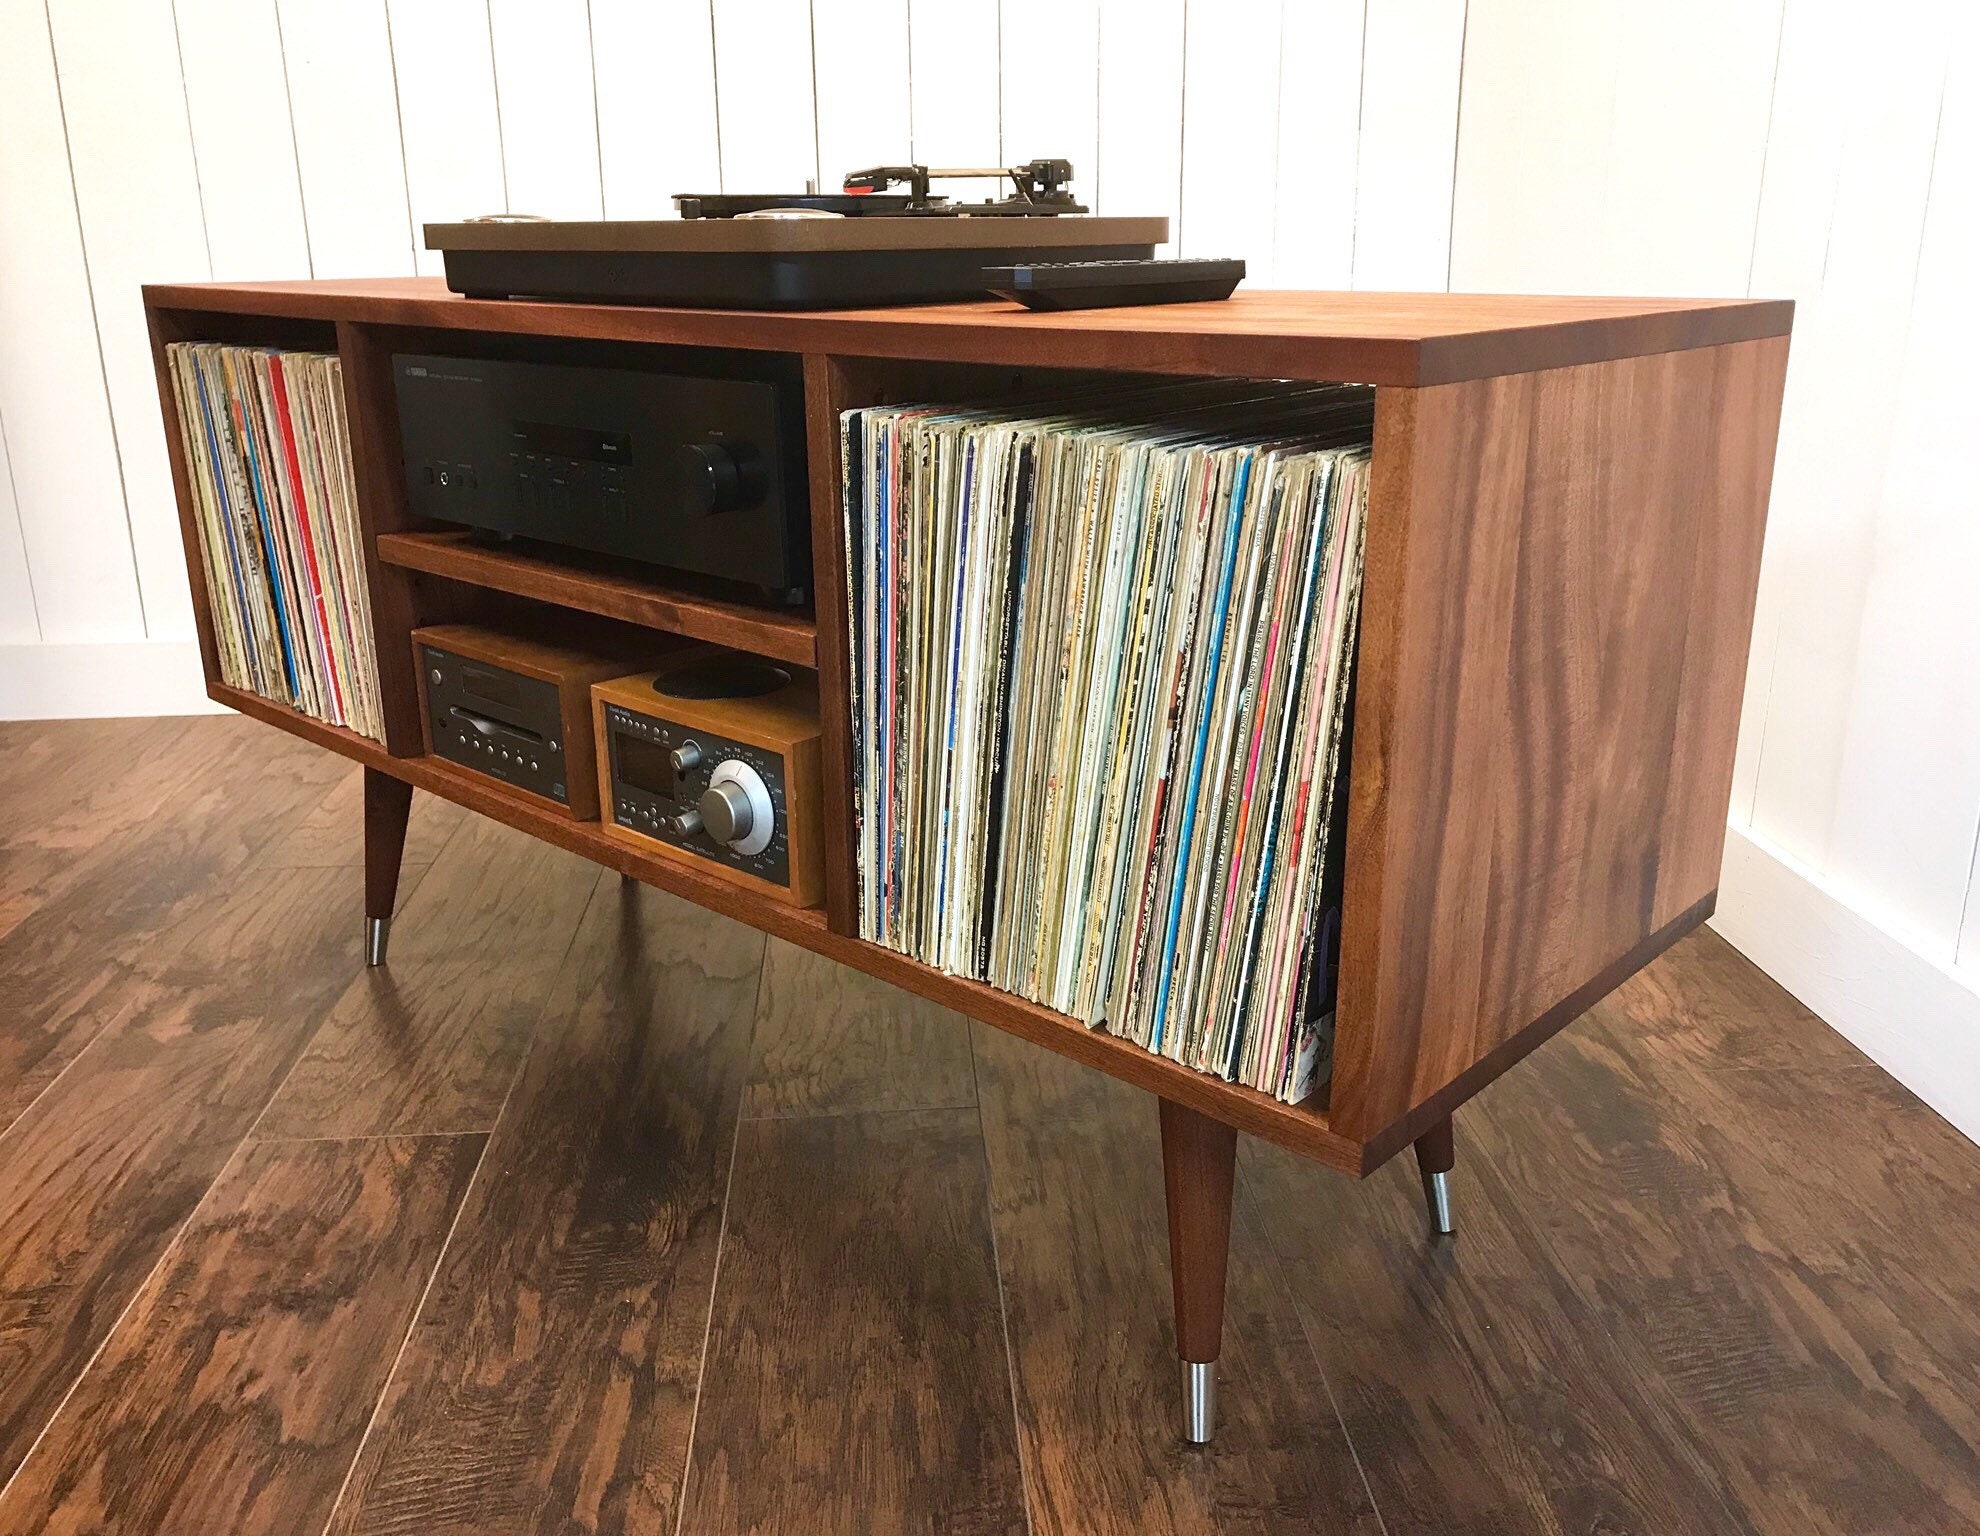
[426,160,1165,311]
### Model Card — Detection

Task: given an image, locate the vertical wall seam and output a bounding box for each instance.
[1346,0,1367,285]
[806,0,822,189]
[377,0,420,272]
[269,0,317,277]
[41,0,148,638]
[167,0,215,280]
[1744,0,1790,299]
[584,0,606,217]
[1173,0,1188,254]
[485,0,511,211]
[0,406,44,641]
[1443,0,1469,293]
[707,1,725,193]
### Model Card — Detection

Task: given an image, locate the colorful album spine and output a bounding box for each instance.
[267,353,345,726]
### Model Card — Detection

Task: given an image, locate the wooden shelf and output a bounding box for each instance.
[375,529,818,668]
[209,683,392,765]
[250,723,1360,1173]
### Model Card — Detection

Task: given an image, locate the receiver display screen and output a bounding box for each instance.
[614,729,674,797]
[514,419,632,464]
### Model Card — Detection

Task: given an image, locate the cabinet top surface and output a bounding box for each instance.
[144,276,1791,386]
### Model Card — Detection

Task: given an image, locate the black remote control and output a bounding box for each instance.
[982,258,1245,311]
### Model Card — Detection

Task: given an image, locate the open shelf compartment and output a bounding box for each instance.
[376,529,817,667]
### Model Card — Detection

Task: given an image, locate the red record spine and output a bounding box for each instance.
[268,353,345,724]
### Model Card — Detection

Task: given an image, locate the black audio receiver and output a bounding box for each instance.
[392,350,810,602]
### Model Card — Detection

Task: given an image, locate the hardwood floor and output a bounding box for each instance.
[1,715,1976,1535]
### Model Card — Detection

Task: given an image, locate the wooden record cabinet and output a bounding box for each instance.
[141,278,1791,1442]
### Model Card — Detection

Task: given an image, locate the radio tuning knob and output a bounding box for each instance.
[702,760,776,855]
[699,779,754,845]
[670,741,703,774]
[674,441,767,515]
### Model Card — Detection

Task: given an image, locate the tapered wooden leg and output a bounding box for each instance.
[363,768,413,967]
[1159,1096,1238,1445]
[1413,1114,1456,1237]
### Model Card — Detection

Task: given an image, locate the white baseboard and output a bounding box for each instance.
[1713,823,1980,1146]
[0,639,223,719]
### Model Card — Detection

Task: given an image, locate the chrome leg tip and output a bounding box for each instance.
[365,916,391,968]
[1182,1359,1217,1444]
[1424,1168,1455,1236]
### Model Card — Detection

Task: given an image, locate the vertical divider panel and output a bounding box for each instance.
[802,354,861,936]
[334,321,426,756]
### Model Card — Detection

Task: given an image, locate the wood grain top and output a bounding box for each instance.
[143,277,1792,386]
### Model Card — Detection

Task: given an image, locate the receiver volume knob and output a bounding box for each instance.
[702,760,776,855]
[665,808,704,837]
[674,441,767,515]
[670,741,703,775]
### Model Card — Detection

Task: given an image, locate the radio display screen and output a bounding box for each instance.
[614,729,674,797]
[514,419,632,464]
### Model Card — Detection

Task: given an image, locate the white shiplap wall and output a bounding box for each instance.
[2,0,1977,1134]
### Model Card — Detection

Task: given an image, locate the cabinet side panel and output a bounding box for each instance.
[145,307,222,688]
[1654,338,1789,914]
[803,354,859,935]
[1333,371,1532,1143]
[1333,339,1788,1150]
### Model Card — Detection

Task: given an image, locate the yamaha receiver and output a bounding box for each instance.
[393,350,810,602]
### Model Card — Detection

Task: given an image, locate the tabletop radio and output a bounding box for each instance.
[593,650,823,906]
[415,623,671,819]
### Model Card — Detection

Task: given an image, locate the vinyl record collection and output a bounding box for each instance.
[167,343,384,743]
[843,384,1372,1102]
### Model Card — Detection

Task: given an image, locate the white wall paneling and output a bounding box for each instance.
[593,0,722,217]
[1094,0,1182,245]
[812,0,911,192]
[1744,4,1953,885]
[487,0,604,221]
[712,0,818,194]
[1448,0,1781,298]
[0,0,145,643]
[907,0,1000,199]
[388,0,507,272]
[0,414,38,644]
[3,0,1978,1139]
[172,0,311,281]
[1000,0,1098,197]
[1828,13,1980,966]
[46,0,211,642]
[275,0,417,276]
[1177,0,1281,269]
[1269,0,1363,289]
[1352,0,1465,290]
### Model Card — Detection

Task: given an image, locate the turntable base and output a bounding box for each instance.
[427,215,1167,310]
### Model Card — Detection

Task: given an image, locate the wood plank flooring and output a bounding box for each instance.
[1,716,1976,1535]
